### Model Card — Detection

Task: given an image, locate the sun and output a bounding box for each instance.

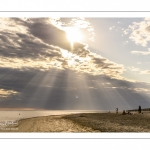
[65,27,83,43]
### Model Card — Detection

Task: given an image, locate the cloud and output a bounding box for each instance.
[89,54,124,77]
[0,18,66,71]
[126,18,150,46]
[29,21,71,50]
[123,29,129,35]
[0,18,124,79]
[126,66,150,76]
[0,67,150,110]
[131,48,150,55]
[140,70,150,74]
[67,18,95,41]
[127,67,150,76]
[128,66,140,72]
[128,88,150,95]
[109,26,115,30]
[0,89,18,98]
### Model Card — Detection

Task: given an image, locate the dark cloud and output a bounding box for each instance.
[0,18,90,72]
[30,22,70,48]
[0,18,124,77]
[29,21,89,57]
[0,67,150,110]
[0,31,61,59]
[91,57,114,68]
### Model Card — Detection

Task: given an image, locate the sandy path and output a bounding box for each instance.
[0,115,95,132]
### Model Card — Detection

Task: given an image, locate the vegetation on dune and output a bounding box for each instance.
[63,113,150,132]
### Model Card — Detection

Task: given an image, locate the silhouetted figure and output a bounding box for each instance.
[116,108,118,114]
[122,110,126,115]
[127,111,132,115]
[138,106,141,113]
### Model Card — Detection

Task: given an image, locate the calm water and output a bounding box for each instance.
[0,110,105,121]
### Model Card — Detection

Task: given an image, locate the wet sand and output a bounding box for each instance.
[1,112,150,132]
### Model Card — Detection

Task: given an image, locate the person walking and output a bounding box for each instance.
[116,108,118,114]
[138,106,141,113]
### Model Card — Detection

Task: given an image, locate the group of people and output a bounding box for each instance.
[116,105,142,115]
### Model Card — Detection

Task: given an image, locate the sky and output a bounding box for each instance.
[0,17,150,111]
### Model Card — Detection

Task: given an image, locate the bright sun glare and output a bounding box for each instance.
[65,27,83,43]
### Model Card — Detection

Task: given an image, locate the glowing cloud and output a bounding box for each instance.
[126,18,150,47]
[131,49,150,55]
[0,18,124,80]
[0,89,18,98]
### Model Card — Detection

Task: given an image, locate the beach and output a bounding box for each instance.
[1,112,150,132]
[0,114,95,132]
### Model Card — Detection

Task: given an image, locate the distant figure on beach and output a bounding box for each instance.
[116,108,118,114]
[122,110,126,115]
[127,111,131,115]
[138,106,141,113]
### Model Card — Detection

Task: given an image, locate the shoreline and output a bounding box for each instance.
[0,114,96,132]
[0,110,113,122]
[1,112,150,132]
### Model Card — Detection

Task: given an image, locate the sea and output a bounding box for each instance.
[0,110,106,122]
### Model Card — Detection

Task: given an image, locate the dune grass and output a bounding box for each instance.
[62,112,150,132]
